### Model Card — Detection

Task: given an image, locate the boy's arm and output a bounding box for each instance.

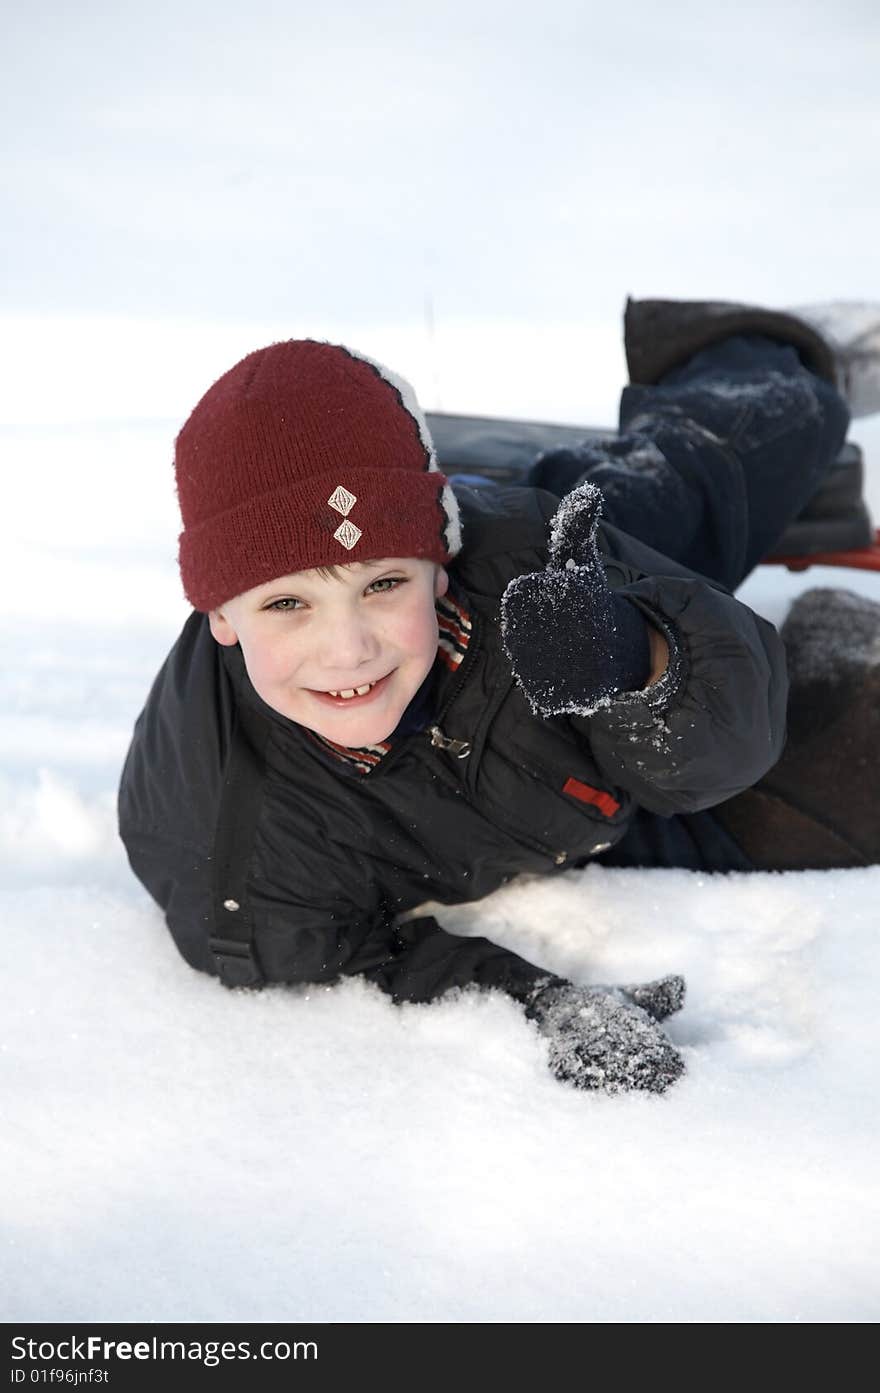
[645,624,669,686]
[502,485,788,817]
[577,563,788,816]
[351,915,547,1004]
[120,821,548,1004]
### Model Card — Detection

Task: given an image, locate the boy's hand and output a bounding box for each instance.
[500,483,652,716]
[525,973,686,1094]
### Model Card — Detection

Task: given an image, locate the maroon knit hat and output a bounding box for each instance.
[175,339,462,611]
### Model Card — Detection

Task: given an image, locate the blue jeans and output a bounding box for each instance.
[523,333,851,590]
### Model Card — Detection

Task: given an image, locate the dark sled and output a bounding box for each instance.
[426,410,880,575]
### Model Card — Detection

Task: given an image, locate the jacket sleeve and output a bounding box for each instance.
[565,516,790,817]
[349,915,548,1005]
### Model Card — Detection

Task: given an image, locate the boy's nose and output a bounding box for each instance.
[316,613,382,671]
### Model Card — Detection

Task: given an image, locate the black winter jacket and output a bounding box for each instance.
[118,484,788,1002]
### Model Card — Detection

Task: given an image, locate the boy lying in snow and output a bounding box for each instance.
[118,297,880,1095]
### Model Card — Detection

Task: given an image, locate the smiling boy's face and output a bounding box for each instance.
[209,556,449,746]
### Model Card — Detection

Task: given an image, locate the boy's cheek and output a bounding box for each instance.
[395,597,441,650]
[394,617,432,651]
[238,644,290,697]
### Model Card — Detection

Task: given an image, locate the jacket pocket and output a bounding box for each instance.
[474,684,632,862]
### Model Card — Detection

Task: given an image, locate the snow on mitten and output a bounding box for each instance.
[524,975,686,1095]
[500,482,651,717]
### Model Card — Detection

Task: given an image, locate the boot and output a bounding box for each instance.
[789,302,880,418]
[764,441,874,557]
[624,296,880,417]
[712,587,880,870]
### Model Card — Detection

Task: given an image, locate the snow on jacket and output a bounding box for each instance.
[118,483,788,1002]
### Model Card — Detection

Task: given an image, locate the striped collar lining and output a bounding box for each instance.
[306,587,472,774]
[436,585,472,670]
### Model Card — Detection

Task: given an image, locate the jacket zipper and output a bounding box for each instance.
[427,724,471,758]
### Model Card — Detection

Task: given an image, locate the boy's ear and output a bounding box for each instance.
[208,608,239,646]
[434,565,449,599]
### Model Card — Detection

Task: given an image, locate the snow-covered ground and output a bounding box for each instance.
[3,378,880,1323]
[5,0,880,1327]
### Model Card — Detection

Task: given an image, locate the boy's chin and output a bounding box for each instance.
[307,711,399,746]
[299,690,406,747]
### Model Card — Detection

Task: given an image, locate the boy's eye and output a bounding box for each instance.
[264,597,304,612]
[367,576,406,594]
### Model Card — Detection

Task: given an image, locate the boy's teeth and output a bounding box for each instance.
[327,681,376,699]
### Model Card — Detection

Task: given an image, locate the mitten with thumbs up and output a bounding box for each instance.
[500,482,652,716]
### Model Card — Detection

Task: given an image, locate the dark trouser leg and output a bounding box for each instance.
[529,333,851,590]
[534,335,869,874]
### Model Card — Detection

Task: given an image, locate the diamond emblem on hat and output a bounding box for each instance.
[328,484,357,516]
[334,518,363,549]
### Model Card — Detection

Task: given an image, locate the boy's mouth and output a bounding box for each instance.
[328,682,375,699]
[310,671,394,707]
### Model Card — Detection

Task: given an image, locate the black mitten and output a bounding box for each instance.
[500,482,651,716]
[524,974,686,1094]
